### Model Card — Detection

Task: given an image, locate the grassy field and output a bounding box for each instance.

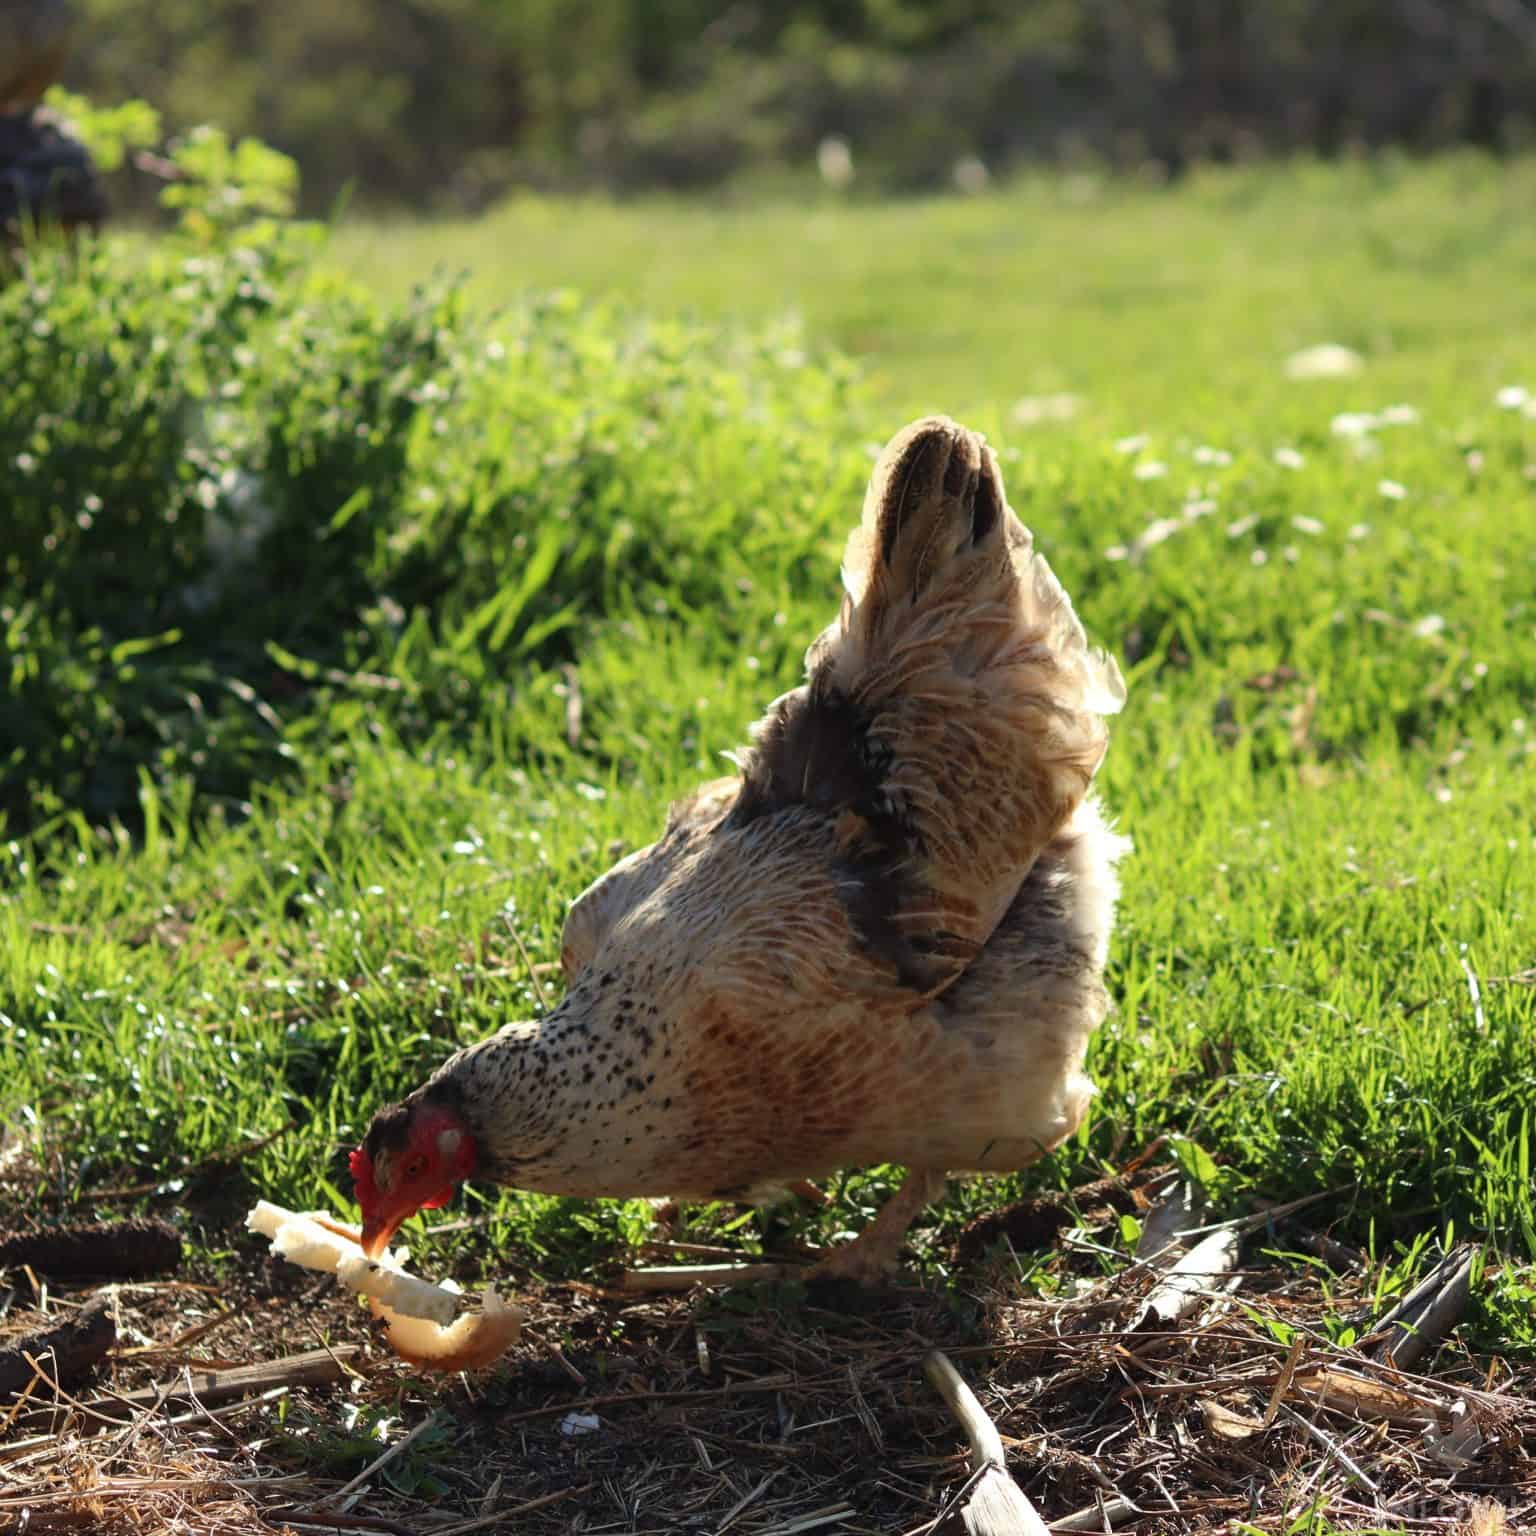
[4,154,1535,1531]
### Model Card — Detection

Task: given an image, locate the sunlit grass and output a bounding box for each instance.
[3,157,1534,1336]
[332,152,1536,428]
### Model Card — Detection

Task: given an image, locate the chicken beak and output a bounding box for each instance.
[359,1210,404,1260]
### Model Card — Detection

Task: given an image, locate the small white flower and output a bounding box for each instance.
[1285,343,1362,379]
[1192,445,1232,466]
[1226,514,1260,538]
[1378,479,1407,500]
[1250,547,1269,566]
[1291,515,1325,535]
[1347,522,1372,540]
[1332,412,1378,438]
[1274,447,1305,470]
[1132,461,1167,480]
[1380,404,1420,426]
[1496,385,1528,409]
[1411,614,1446,639]
[1135,516,1181,549]
[1114,434,1149,455]
[1012,393,1080,425]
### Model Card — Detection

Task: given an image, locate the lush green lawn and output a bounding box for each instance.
[335,153,1536,432]
[4,157,1534,1339]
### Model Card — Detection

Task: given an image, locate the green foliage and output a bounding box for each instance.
[1,113,862,831]
[41,86,160,174]
[159,124,301,240]
[60,1,1536,209]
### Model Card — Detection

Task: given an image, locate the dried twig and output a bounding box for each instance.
[1128,1228,1242,1330]
[324,1408,446,1502]
[923,1349,1051,1536]
[1369,1246,1476,1369]
[619,1261,797,1292]
[1277,1402,1380,1494]
[1048,1496,1140,1532]
[10,1343,361,1438]
[1261,1333,1306,1429]
[502,914,549,1017]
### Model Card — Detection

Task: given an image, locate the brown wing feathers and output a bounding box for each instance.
[732,416,1123,999]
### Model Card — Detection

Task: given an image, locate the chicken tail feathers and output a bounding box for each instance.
[824,417,1123,837]
[735,415,1126,998]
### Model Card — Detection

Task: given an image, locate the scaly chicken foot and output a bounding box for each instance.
[812,1168,947,1283]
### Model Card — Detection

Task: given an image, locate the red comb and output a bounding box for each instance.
[348,1146,375,1204]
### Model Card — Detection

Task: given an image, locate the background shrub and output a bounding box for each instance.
[54,0,1536,214]
[1,116,865,832]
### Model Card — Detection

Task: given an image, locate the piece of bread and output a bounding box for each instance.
[246,1200,524,1370]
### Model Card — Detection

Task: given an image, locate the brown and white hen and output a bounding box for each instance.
[352,415,1129,1279]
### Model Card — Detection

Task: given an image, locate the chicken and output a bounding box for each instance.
[352,415,1129,1280]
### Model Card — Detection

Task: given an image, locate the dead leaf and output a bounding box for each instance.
[1292,1368,1446,1428]
[1460,1498,1507,1536]
[1426,1399,1485,1471]
[1202,1398,1263,1440]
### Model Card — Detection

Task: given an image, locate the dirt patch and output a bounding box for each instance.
[2,1198,1532,1535]
[951,1167,1153,1268]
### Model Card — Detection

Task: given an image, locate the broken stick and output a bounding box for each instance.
[1369,1245,1475,1370]
[0,1293,115,1397]
[923,1348,1051,1536]
[1128,1227,1242,1331]
[10,1343,360,1438]
[619,1262,795,1293]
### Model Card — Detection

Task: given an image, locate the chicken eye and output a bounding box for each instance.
[403,1156,427,1181]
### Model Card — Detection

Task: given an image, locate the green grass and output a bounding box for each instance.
[333,152,1536,430]
[4,155,1534,1327]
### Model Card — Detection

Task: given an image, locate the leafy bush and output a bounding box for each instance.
[1,104,865,833]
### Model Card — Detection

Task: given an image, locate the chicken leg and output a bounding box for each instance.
[812,1169,947,1282]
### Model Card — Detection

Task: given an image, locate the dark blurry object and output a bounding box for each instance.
[0,1217,182,1278]
[1,1,104,237]
[1,104,105,235]
[1,0,75,111]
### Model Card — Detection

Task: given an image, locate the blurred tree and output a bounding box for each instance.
[50,0,1536,210]
[2,0,78,112]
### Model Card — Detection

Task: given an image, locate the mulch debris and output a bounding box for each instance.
[0,1174,1530,1535]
